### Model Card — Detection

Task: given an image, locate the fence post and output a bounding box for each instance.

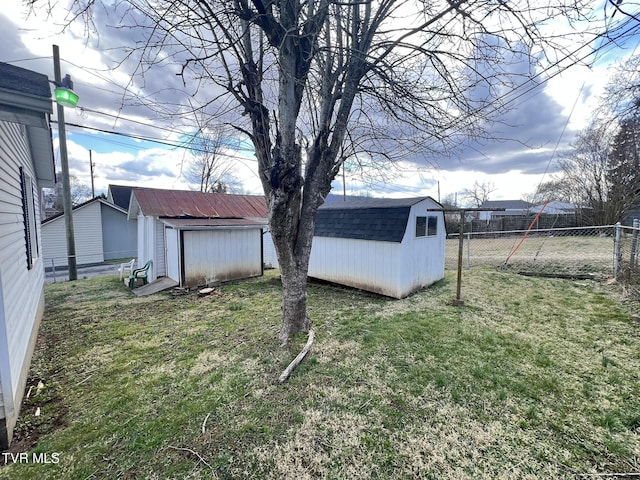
[466,232,471,269]
[614,222,622,279]
[631,219,639,269]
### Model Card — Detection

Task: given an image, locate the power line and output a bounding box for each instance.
[52,119,259,163]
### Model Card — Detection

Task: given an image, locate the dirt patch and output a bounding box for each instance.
[1,377,68,465]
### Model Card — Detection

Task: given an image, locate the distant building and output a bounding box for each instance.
[478,200,534,221]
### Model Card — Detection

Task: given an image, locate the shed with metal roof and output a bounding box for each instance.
[128,188,268,287]
[308,196,445,298]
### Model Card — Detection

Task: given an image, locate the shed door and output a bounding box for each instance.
[165,227,180,283]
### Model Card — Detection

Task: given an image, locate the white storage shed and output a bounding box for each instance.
[308,196,445,298]
[128,188,268,286]
[162,218,264,287]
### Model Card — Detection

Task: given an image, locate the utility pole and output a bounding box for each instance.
[53,45,77,281]
[89,149,95,198]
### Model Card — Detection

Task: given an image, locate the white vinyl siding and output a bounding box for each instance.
[41,201,104,268]
[0,120,45,428]
[137,215,163,281]
[155,218,166,278]
[309,237,403,297]
[182,228,262,287]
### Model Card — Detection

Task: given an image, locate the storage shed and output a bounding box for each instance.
[308,196,445,298]
[128,188,268,287]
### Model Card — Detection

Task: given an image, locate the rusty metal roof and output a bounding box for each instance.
[161,218,266,228]
[131,188,268,219]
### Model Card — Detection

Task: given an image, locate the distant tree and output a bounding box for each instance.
[461,180,496,208]
[607,113,640,222]
[43,173,93,216]
[185,129,241,194]
[603,55,640,122]
[441,193,459,209]
[550,125,612,224]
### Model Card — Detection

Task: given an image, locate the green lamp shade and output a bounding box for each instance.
[55,87,79,108]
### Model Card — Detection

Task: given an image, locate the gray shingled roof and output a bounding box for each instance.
[108,184,135,210]
[315,196,435,243]
[479,200,533,210]
[0,62,51,99]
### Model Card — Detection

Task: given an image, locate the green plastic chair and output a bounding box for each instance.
[128,260,153,289]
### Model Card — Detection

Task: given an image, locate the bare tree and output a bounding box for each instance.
[461,180,496,208]
[31,0,631,343]
[185,129,241,194]
[43,172,93,217]
[551,124,613,224]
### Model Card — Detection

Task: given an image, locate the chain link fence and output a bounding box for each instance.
[445,225,618,279]
[615,221,640,296]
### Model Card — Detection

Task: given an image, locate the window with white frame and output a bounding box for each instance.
[20,167,38,269]
[415,215,438,237]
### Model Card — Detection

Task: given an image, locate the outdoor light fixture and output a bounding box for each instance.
[54,74,79,108]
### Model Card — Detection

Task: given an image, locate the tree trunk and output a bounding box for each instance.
[278,259,311,343]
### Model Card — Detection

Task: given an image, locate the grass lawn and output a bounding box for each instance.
[1,268,639,479]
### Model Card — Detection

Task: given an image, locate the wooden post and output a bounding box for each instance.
[53,45,77,281]
[429,207,504,307]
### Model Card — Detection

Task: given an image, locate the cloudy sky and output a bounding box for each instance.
[2,1,639,204]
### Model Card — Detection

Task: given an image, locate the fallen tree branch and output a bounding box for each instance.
[278,328,315,384]
[202,412,211,434]
[165,445,213,471]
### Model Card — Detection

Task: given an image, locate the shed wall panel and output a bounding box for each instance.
[309,237,403,297]
[154,218,166,278]
[165,227,180,283]
[262,230,279,269]
[399,205,445,294]
[182,229,262,287]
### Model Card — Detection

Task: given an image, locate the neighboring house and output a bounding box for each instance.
[478,200,534,221]
[308,196,445,298]
[0,62,56,448]
[530,201,577,216]
[106,184,135,210]
[128,188,268,287]
[41,197,137,269]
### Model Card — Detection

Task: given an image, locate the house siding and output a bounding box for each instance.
[42,201,104,268]
[100,202,136,260]
[182,228,262,287]
[0,120,45,447]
